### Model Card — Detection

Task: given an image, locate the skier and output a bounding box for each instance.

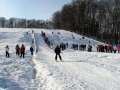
[5,45,9,58]
[15,44,20,55]
[30,46,34,55]
[20,44,25,58]
[54,45,62,61]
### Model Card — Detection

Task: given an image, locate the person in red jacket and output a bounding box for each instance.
[20,44,25,58]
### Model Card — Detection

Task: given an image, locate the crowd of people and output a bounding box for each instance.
[97,44,120,53]
[5,44,34,58]
[5,30,118,62]
[5,43,119,62]
[5,43,63,62]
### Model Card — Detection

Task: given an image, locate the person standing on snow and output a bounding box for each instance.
[15,44,20,56]
[20,44,25,58]
[113,45,117,53]
[88,45,92,52]
[54,45,62,62]
[30,46,34,55]
[5,45,9,58]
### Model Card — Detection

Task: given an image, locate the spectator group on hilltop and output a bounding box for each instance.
[97,44,120,53]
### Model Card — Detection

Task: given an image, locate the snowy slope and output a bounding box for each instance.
[0,28,38,90]
[0,28,120,90]
[33,29,120,90]
[34,29,105,51]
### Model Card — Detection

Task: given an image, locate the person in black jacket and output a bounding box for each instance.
[15,44,20,56]
[5,45,9,58]
[54,45,62,61]
[30,46,34,55]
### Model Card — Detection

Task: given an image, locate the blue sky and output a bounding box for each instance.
[0,0,71,20]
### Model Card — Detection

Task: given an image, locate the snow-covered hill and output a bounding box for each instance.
[0,28,120,90]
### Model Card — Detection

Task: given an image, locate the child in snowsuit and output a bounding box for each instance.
[5,45,9,58]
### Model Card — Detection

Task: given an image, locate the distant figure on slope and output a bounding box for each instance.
[30,46,34,55]
[88,45,92,52]
[5,45,9,58]
[54,45,62,62]
[104,45,108,52]
[20,44,25,58]
[15,44,20,56]
[113,45,117,53]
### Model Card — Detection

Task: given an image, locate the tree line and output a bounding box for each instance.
[52,0,120,44]
[0,17,52,29]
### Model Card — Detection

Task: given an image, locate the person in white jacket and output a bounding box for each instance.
[5,45,9,58]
